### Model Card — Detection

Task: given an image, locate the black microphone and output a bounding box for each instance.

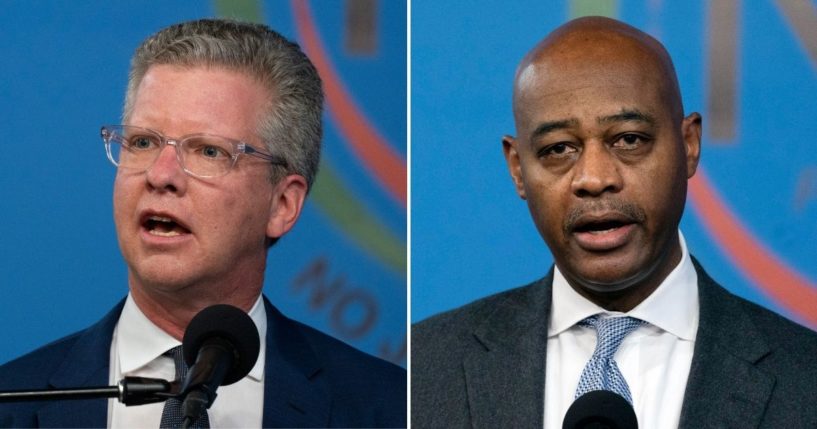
[179,304,261,427]
[563,390,638,429]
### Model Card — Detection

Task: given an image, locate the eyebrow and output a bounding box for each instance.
[597,109,657,126]
[528,108,657,142]
[530,118,579,141]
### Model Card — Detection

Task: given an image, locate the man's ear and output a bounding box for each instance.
[682,113,702,178]
[266,174,308,239]
[502,135,527,200]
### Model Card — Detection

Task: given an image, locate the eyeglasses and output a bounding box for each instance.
[101,125,287,178]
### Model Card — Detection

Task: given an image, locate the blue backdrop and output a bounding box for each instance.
[0,1,407,366]
[412,0,817,330]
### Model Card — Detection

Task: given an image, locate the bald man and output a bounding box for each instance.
[412,17,817,428]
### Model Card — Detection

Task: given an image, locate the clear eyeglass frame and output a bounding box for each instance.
[100,124,288,178]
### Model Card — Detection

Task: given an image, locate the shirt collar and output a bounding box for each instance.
[117,294,267,381]
[549,231,699,341]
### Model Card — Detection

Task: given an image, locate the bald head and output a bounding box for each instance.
[513,16,684,131]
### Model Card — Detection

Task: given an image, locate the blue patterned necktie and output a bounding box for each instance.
[574,315,646,405]
[160,346,210,429]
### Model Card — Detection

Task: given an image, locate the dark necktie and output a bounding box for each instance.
[574,315,645,405]
[159,345,211,428]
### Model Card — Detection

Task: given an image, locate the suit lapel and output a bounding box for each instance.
[458,261,777,427]
[33,297,333,427]
[261,298,331,428]
[679,263,774,428]
[37,299,125,428]
[464,273,552,428]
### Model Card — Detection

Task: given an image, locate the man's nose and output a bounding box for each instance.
[570,142,623,197]
[145,144,187,193]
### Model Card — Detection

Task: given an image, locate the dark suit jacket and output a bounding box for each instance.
[412,261,817,428]
[0,296,406,428]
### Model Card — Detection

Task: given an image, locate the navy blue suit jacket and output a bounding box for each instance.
[0,297,406,428]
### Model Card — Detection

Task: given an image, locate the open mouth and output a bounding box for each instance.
[569,214,638,251]
[574,220,631,235]
[143,215,191,237]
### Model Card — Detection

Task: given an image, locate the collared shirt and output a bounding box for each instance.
[108,294,267,428]
[544,232,699,429]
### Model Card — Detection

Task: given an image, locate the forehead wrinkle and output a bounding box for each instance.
[597,108,657,127]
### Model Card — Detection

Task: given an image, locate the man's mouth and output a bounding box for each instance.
[142,215,191,237]
[569,215,638,251]
[573,219,631,234]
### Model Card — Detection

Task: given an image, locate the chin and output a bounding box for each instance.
[129,266,196,292]
[563,255,653,294]
[572,272,644,295]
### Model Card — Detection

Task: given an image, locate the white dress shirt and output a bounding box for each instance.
[544,232,699,429]
[107,294,267,428]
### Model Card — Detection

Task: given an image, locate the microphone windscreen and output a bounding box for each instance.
[563,390,638,429]
[182,304,261,386]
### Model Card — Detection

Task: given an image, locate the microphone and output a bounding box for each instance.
[563,390,638,429]
[179,304,260,427]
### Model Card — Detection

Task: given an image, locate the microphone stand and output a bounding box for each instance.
[0,377,179,406]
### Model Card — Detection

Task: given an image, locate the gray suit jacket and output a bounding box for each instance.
[411,261,817,428]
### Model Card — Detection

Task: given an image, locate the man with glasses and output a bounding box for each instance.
[0,19,405,428]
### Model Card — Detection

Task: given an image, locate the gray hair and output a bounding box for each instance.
[123,19,323,188]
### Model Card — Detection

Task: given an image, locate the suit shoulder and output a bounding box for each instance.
[411,279,546,374]
[0,300,121,388]
[411,279,548,428]
[413,281,539,343]
[286,318,406,427]
[0,330,84,389]
[0,330,88,427]
[737,294,817,357]
[695,259,817,360]
[293,318,405,380]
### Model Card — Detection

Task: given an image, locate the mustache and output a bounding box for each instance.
[563,200,647,234]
